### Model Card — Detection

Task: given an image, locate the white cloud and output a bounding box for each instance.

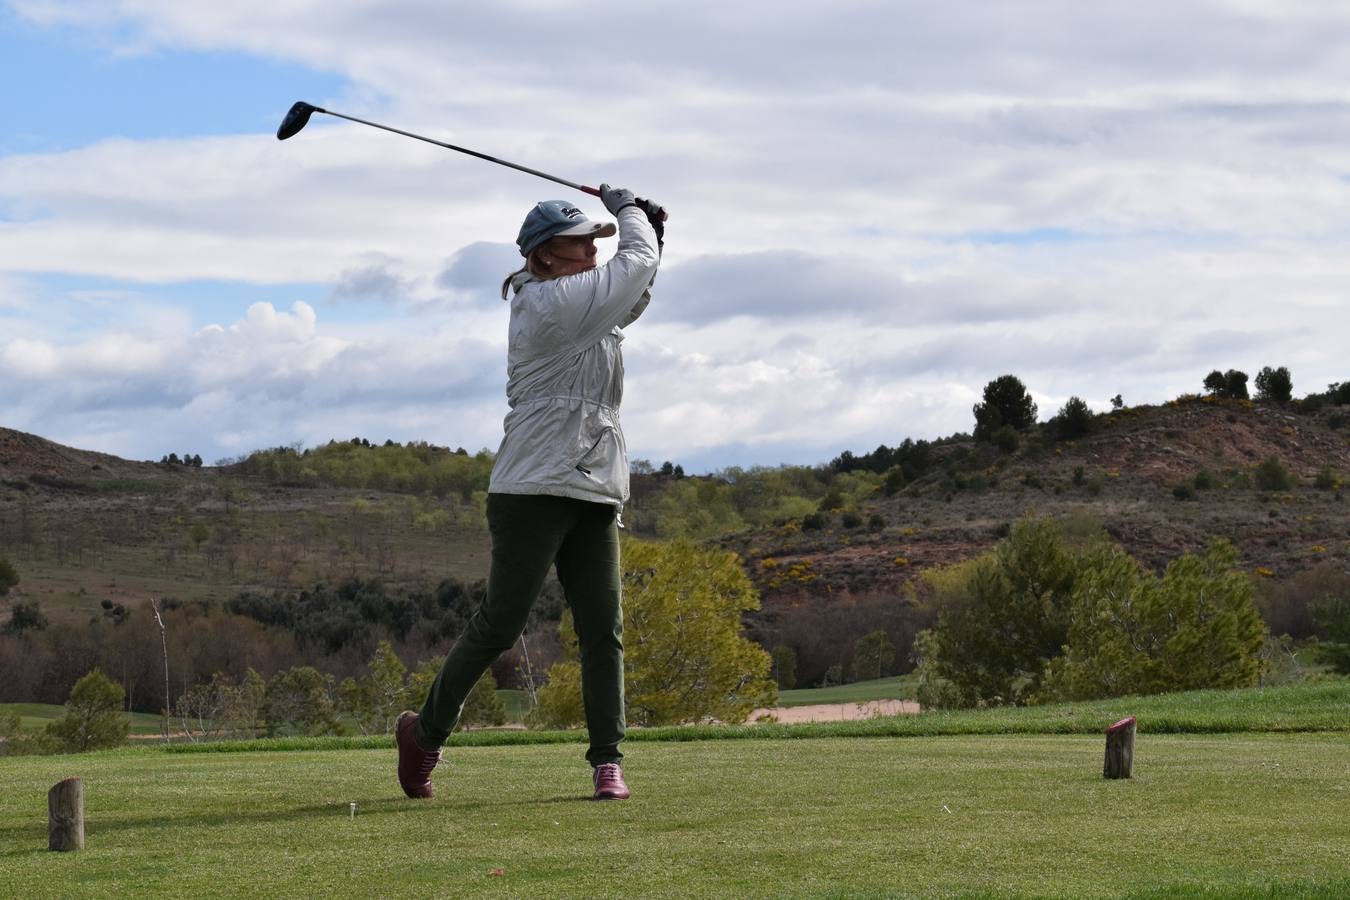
[4,2,1350,468]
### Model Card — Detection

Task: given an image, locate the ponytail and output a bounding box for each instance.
[500,247,555,299]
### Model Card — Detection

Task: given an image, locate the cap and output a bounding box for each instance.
[516,200,617,257]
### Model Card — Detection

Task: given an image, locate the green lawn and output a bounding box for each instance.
[1,702,165,735]
[777,674,920,706]
[1,732,1345,898]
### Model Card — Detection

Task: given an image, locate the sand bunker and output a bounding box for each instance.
[749,699,920,724]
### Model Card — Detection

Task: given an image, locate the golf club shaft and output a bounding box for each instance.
[318,109,601,198]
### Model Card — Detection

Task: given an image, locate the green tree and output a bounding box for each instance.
[403,655,443,713]
[921,517,1087,706]
[0,558,17,596]
[851,629,895,682]
[3,598,48,635]
[1203,369,1250,400]
[1255,366,1293,405]
[1042,541,1266,699]
[189,522,210,552]
[337,640,408,734]
[771,645,798,690]
[532,539,776,727]
[263,666,340,736]
[1049,396,1094,440]
[1311,595,1350,675]
[652,479,745,539]
[973,375,1038,441]
[47,668,130,752]
[220,669,267,737]
[459,670,508,729]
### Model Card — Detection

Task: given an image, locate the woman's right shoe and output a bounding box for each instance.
[395,711,440,799]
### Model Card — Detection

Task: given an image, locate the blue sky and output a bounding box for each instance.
[1,8,349,152]
[2,1,1349,470]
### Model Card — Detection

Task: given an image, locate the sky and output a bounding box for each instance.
[2,1,1348,473]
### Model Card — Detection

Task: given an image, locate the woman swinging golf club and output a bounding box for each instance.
[396,184,665,801]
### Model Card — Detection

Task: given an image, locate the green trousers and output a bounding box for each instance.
[416,492,626,766]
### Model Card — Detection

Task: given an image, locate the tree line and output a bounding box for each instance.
[2,539,776,755]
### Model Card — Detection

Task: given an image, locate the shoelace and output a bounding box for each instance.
[594,763,622,786]
[415,747,441,780]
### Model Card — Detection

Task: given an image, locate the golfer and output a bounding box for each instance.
[397,185,664,801]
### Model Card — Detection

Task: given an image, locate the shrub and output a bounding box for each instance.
[1193,470,1218,490]
[1041,540,1265,700]
[817,488,845,511]
[840,510,863,529]
[988,425,1018,454]
[0,710,60,756]
[1314,466,1340,491]
[1049,396,1095,440]
[867,514,886,532]
[1172,483,1197,501]
[533,539,775,727]
[3,598,48,635]
[1310,594,1350,675]
[47,668,130,753]
[801,512,828,531]
[1253,456,1294,491]
[459,670,508,729]
[0,558,17,597]
[263,666,341,736]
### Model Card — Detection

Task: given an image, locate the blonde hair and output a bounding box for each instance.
[500,243,560,299]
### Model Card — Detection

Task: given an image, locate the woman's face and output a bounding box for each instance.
[541,235,598,276]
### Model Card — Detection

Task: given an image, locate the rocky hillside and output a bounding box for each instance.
[2,397,1347,620]
[0,427,167,482]
[719,398,1349,605]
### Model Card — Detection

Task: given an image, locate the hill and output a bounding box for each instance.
[1,395,1347,690]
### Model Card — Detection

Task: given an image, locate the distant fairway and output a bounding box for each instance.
[1,702,165,735]
[2,684,1347,898]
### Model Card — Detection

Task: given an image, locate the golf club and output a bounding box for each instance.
[276,101,602,198]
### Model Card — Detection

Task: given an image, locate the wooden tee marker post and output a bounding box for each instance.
[48,777,84,851]
[1104,716,1136,779]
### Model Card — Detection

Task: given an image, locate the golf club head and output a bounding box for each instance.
[276,101,323,141]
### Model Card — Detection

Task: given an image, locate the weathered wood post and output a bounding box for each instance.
[1104,716,1136,779]
[48,777,84,851]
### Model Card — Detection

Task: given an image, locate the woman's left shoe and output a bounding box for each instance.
[592,763,630,800]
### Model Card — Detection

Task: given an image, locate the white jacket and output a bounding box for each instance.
[488,205,660,509]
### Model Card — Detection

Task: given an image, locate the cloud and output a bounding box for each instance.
[442,238,526,292]
[330,263,411,304]
[4,3,1350,470]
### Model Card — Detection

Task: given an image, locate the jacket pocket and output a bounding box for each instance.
[572,426,616,480]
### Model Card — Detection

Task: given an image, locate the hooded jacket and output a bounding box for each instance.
[487,205,660,510]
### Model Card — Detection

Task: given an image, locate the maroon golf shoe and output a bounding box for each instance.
[395,711,440,799]
[592,763,630,800]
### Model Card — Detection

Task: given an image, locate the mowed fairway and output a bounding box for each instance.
[1,734,1346,898]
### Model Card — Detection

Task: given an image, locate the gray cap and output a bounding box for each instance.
[516,200,617,257]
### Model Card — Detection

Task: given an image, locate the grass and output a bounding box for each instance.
[777,674,919,706]
[1,703,165,735]
[158,680,1349,756]
[1,733,1346,898]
